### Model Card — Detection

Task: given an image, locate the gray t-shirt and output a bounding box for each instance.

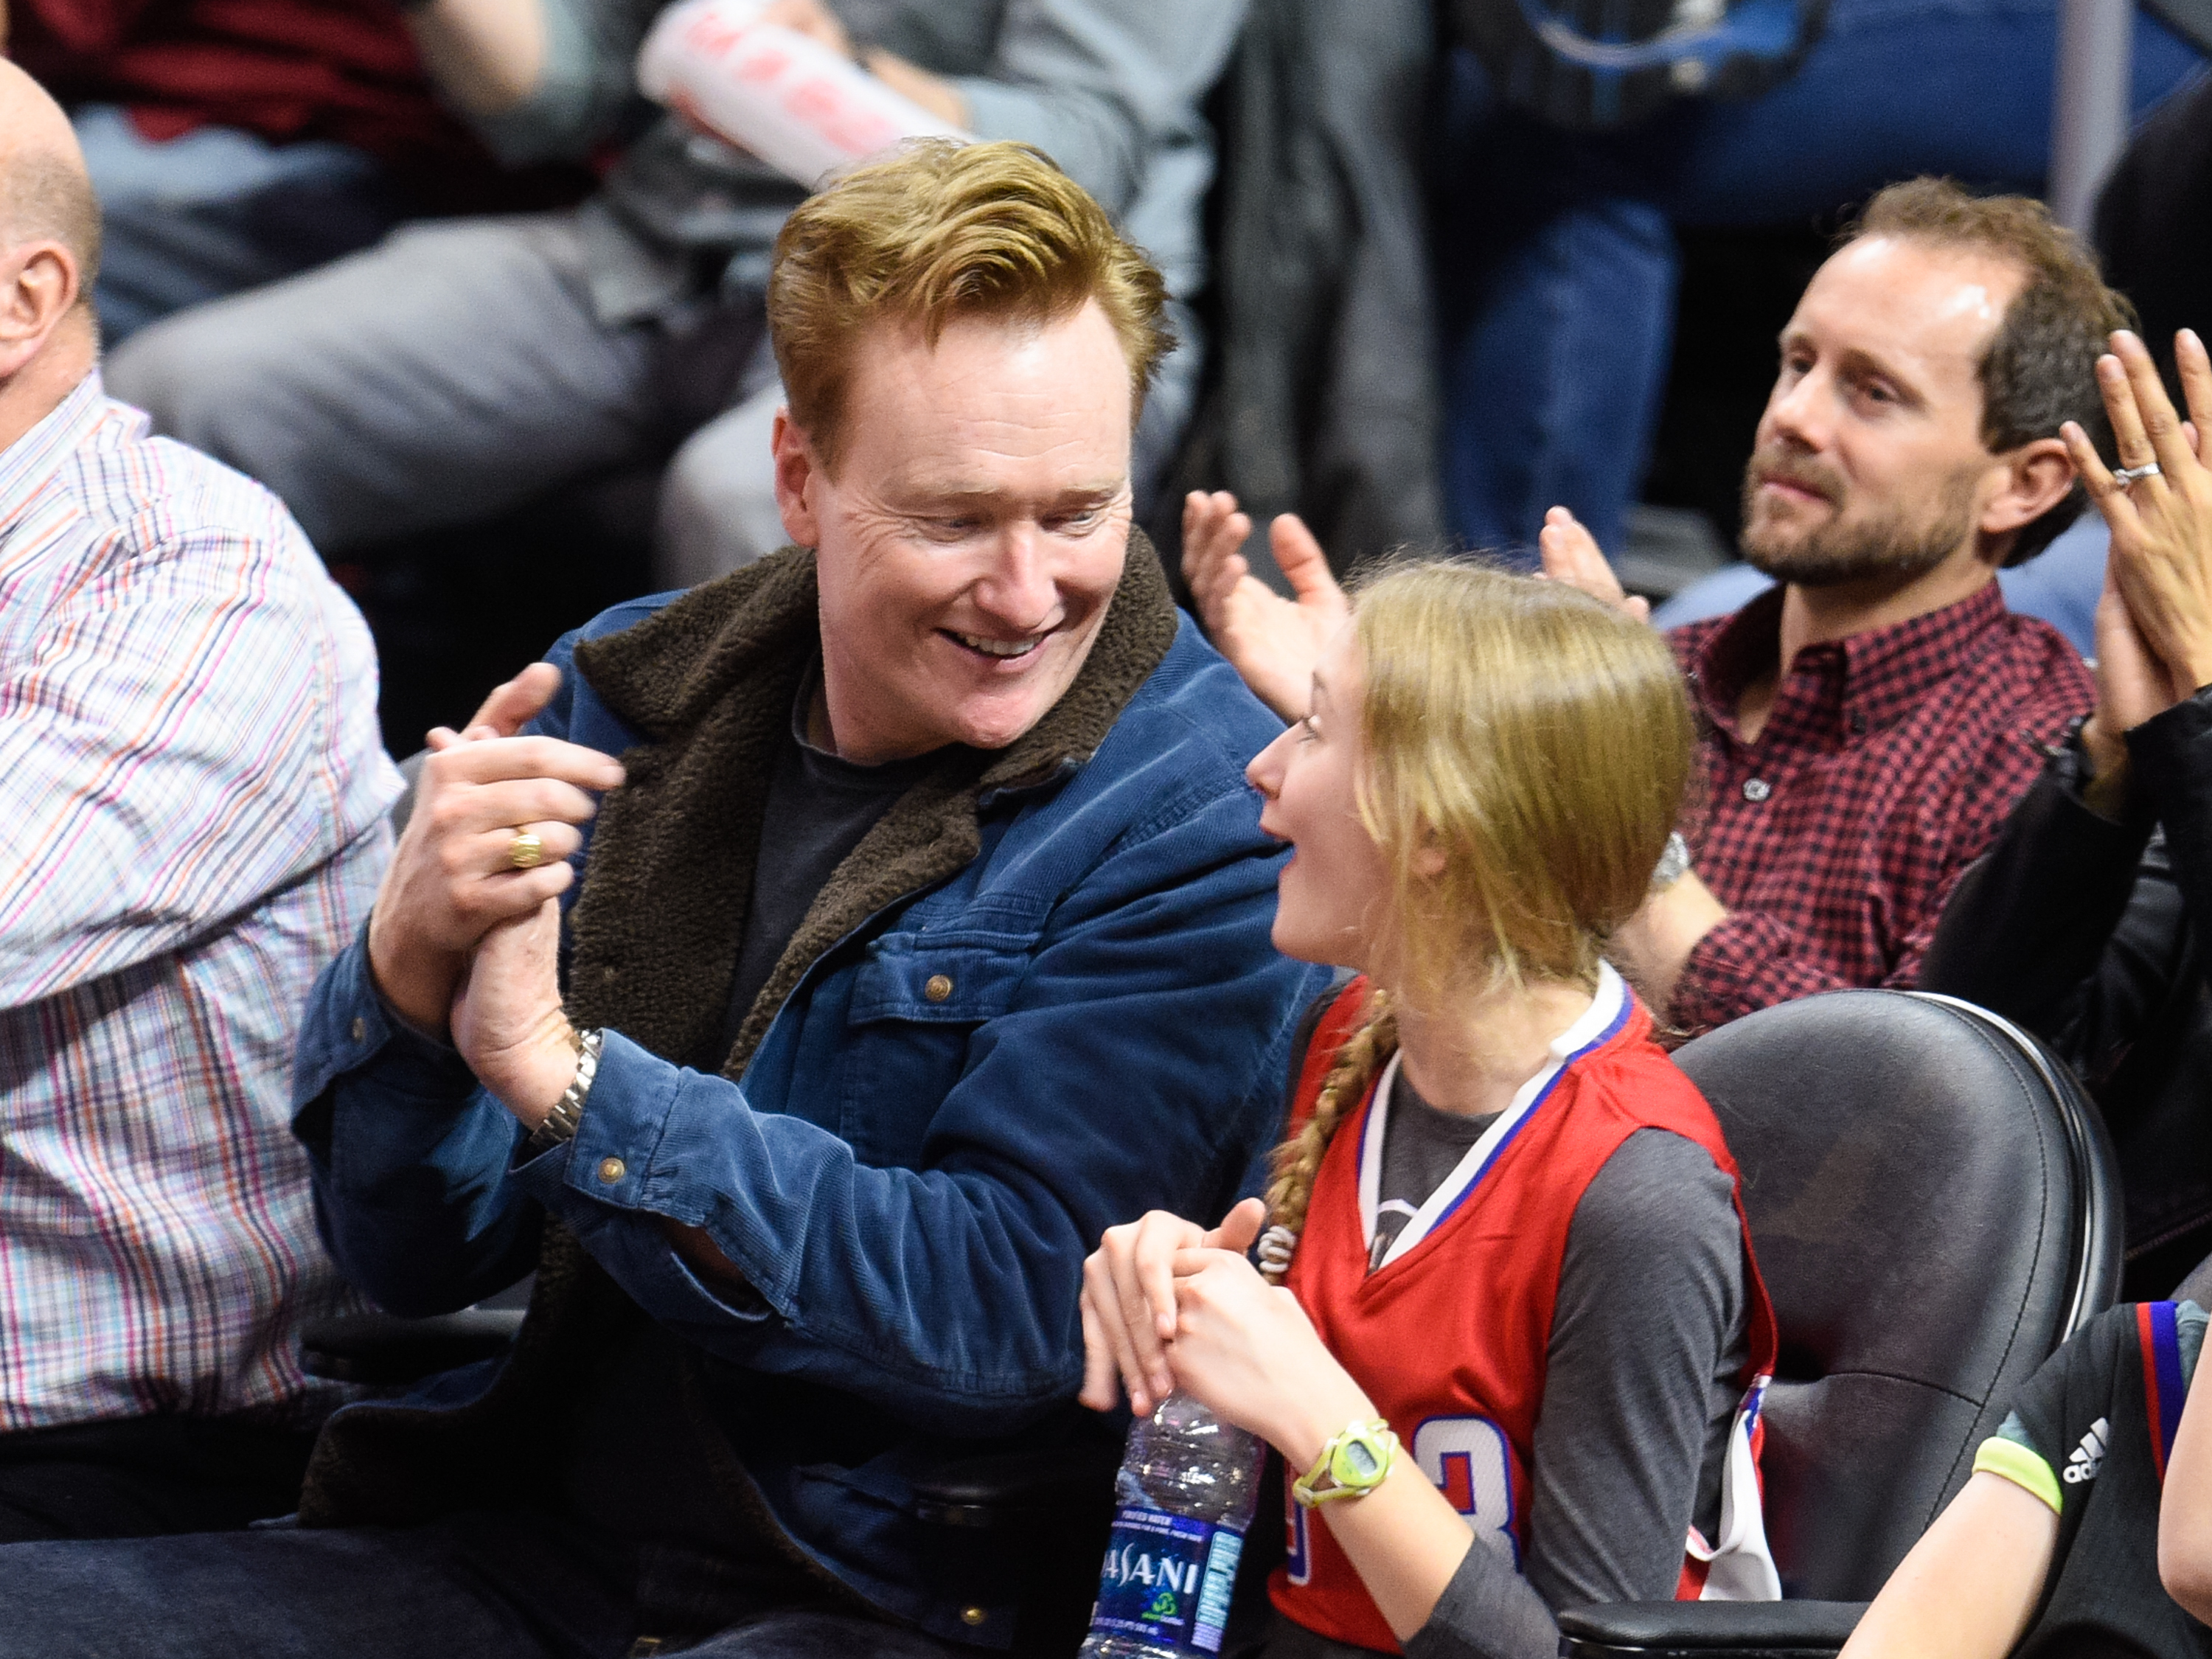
[1270,1068,1750,1659]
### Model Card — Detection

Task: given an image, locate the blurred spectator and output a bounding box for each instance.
[0,62,400,1534]
[2096,70,2212,410]
[1160,0,1446,578]
[104,0,1242,587]
[7,0,552,344]
[1187,180,2109,1035]
[1436,0,2206,563]
[1927,327,2212,1294]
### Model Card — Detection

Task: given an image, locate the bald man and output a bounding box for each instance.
[0,63,400,1539]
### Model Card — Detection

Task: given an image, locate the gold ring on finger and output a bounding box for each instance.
[507,829,546,870]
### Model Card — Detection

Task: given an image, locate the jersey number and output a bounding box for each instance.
[1413,1416,1518,1565]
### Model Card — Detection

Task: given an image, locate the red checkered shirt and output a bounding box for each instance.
[1666,580,2093,1034]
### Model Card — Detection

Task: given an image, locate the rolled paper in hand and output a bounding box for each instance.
[637,0,972,189]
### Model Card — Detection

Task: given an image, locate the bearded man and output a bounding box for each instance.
[1184,177,2112,1034]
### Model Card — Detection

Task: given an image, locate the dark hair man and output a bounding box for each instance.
[0,139,1321,1658]
[0,63,400,1531]
[1188,177,2113,1034]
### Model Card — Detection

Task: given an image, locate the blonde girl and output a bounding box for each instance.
[1080,563,1778,1658]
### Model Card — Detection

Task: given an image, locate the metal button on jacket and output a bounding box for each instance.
[923,973,954,1003]
[1742,778,1772,803]
[597,1156,627,1185]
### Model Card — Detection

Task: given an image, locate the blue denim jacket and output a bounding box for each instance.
[289,546,1324,1644]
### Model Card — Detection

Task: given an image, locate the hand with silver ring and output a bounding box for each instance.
[2062,328,2212,712]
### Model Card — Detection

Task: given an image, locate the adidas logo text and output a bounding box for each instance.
[2062,1418,2109,1484]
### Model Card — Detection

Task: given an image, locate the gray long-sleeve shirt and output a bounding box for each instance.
[1271,1122,1750,1659]
[467,0,1244,322]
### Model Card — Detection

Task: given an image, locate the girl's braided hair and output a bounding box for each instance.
[1263,989,1396,1251]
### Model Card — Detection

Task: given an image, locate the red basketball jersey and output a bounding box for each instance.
[1270,964,1780,1652]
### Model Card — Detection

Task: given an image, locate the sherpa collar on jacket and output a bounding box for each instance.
[563,530,1180,1077]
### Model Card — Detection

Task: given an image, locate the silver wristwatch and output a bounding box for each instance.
[526,1026,603,1154]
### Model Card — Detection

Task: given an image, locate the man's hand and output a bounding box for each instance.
[1608,868,1728,1016]
[365,664,625,1035]
[451,898,575,1127]
[1537,507,1650,623]
[1079,1196,1265,1417]
[2065,329,2212,698]
[1180,491,1349,720]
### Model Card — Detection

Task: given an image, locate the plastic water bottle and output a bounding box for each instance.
[1079,1393,1266,1658]
[636,0,972,189]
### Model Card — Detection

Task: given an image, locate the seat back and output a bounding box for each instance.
[1674,990,2121,1599]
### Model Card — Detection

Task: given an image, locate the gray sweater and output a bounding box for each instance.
[467,0,1244,319]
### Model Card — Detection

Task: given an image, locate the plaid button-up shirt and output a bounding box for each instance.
[0,374,400,1429]
[1667,580,2094,1034]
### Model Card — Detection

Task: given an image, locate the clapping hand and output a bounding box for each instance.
[1535,507,1650,622]
[1180,493,1350,721]
[2064,330,2212,715]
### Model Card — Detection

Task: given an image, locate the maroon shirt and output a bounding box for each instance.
[13,0,473,173]
[1666,580,2093,1035]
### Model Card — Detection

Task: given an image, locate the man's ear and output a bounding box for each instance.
[771,407,823,549]
[0,241,80,380]
[1978,436,2076,538]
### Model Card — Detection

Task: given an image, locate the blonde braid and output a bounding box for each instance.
[1259,994,1398,1282]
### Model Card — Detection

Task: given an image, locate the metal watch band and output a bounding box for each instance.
[526,1027,603,1154]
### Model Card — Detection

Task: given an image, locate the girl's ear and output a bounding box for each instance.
[1411,828,1448,880]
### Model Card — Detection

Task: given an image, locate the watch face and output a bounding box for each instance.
[1340,1439,1380,1480]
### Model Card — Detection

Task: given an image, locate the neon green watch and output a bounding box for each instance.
[1292,1418,1400,1507]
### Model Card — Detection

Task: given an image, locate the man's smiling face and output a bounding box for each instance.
[775,299,1134,763]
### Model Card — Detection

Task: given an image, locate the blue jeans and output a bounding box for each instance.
[75,106,401,347]
[0,1512,970,1658]
[1436,0,2208,560]
[1650,509,2110,653]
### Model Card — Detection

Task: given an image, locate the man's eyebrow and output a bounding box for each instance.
[1775,329,1930,408]
[894,480,1125,508]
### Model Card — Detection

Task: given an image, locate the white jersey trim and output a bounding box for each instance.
[1357,962,1633,1271]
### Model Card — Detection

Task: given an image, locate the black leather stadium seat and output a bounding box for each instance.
[1560,990,2123,1658]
